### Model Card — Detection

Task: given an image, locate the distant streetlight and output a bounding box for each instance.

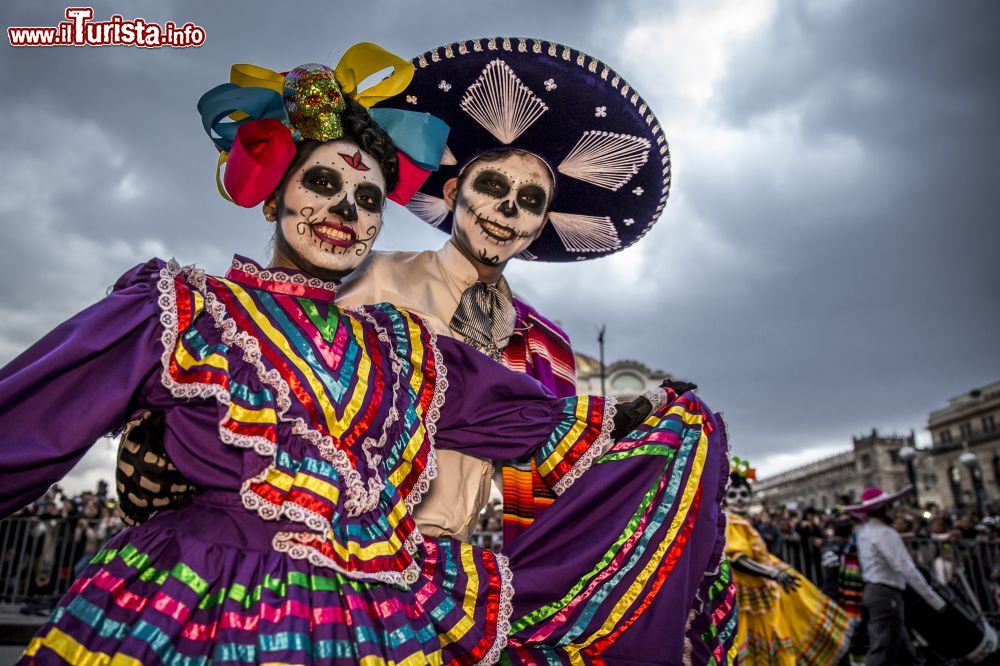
[899,446,919,507]
[597,325,606,396]
[960,446,988,515]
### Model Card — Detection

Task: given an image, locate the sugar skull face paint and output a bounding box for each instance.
[448,151,553,267]
[725,484,752,515]
[273,139,386,280]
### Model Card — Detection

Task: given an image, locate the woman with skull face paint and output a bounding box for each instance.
[725,459,854,665]
[0,48,732,665]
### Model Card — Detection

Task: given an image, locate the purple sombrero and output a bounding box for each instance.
[377,37,671,262]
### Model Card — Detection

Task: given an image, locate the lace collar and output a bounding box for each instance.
[224,255,339,302]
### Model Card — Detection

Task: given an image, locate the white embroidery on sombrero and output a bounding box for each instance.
[516,248,538,261]
[557,131,651,191]
[405,192,451,228]
[460,59,549,145]
[440,144,457,166]
[408,38,673,257]
[548,211,622,253]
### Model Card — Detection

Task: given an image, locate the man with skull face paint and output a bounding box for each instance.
[725,459,854,665]
[334,37,739,664]
[337,147,568,546]
[0,45,736,665]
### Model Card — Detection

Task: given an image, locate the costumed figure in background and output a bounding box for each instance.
[1,43,731,665]
[847,486,946,666]
[115,38,738,663]
[725,457,853,665]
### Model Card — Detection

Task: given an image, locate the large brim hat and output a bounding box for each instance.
[844,486,913,516]
[377,37,671,262]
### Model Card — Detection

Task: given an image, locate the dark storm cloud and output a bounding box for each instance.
[508,0,1000,469]
[690,1,1000,463]
[0,0,997,487]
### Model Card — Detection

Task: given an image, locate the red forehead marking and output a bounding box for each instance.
[339,150,371,172]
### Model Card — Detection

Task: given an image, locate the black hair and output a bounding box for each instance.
[833,516,855,538]
[273,96,399,206]
[341,96,399,192]
[729,473,752,490]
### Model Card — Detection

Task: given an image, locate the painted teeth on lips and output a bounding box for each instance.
[478,217,516,241]
[312,223,356,246]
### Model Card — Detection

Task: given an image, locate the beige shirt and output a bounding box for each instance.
[337,241,499,540]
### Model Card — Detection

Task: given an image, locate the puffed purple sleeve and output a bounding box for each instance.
[0,259,168,518]
[433,336,616,486]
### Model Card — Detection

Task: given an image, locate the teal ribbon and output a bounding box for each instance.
[370,108,450,171]
[197,83,289,152]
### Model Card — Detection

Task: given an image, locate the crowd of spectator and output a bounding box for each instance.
[752,501,1000,553]
[1,481,125,613]
[750,500,1000,618]
[8,481,1000,626]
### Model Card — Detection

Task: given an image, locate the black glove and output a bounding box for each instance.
[774,571,800,593]
[661,378,697,395]
[611,396,653,440]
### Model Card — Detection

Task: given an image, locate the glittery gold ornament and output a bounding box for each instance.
[283,64,346,142]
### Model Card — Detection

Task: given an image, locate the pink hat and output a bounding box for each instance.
[843,485,913,516]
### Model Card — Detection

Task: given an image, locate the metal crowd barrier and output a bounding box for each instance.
[778,536,1000,621]
[5,513,999,618]
[0,517,119,607]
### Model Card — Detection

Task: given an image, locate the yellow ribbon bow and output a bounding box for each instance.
[215,42,414,202]
[229,42,413,108]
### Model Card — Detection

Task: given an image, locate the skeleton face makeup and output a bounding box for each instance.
[449,151,553,267]
[273,139,385,280]
[725,485,752,514]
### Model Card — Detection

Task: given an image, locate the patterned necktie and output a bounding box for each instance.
[449,278,517,362]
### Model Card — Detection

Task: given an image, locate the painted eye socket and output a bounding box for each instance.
[302,166,342,195]
[517,185,547,213]
[354,184,384,212]
[472,170,511,198]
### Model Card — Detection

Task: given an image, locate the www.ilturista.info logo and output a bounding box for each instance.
[7,7,205,48]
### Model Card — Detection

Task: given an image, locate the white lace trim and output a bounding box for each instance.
[403,318,447,513]
[341,307,449,558]
[476,551,514,666]
[551,396,619,496]
[271,531,419,587]
[230,256,339,293]
[641,385,670,412]
[155,260,417,584]
[684,405,733,664]
[344,305,406,494]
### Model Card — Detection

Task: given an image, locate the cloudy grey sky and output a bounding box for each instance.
[1,0,998,493]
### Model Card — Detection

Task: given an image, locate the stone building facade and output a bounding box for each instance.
[915,380,1000,510]
[574,352,668,399]
[754,429,914,510]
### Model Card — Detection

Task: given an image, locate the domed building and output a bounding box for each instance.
[574,352,673,399]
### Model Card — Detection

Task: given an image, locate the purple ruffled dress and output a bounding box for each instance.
[0,256,731,665]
